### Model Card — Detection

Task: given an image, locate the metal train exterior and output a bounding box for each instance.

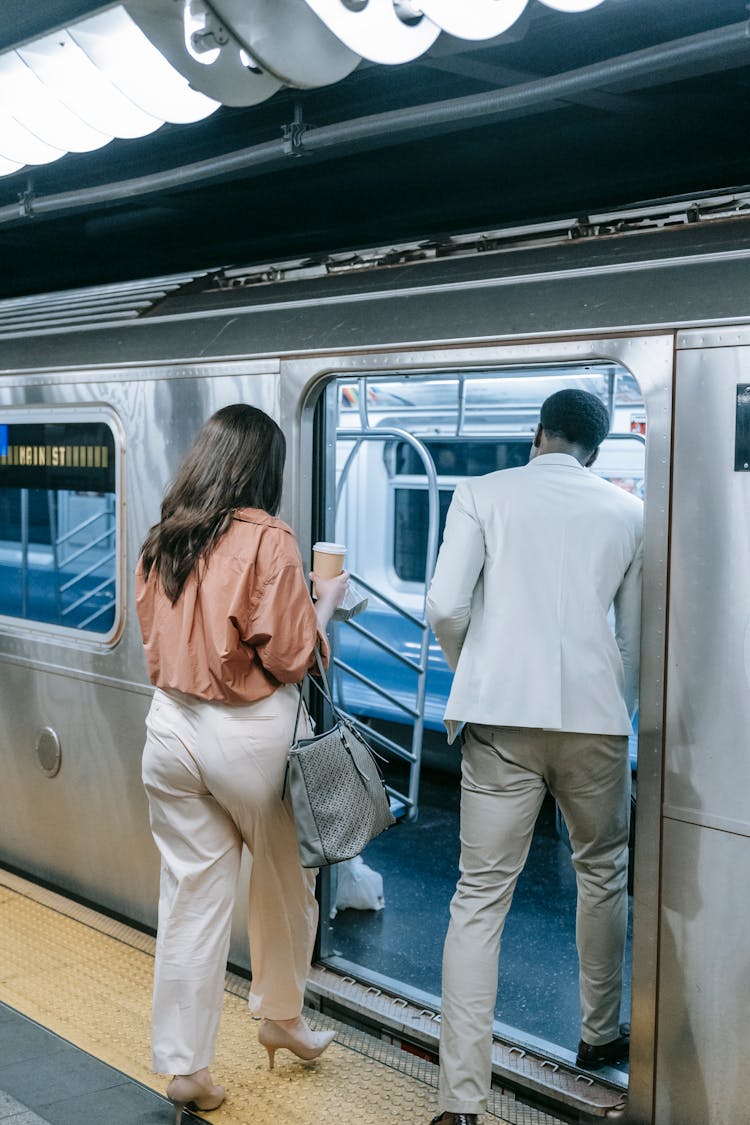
[1,202,750,1124]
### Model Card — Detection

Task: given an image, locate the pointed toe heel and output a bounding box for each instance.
[258,1018,336,1069]
[167,1072,225,1119]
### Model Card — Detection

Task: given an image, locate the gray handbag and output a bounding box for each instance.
[284,650,395,868]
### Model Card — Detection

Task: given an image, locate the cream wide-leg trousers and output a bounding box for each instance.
[439,724,631,1116]
[141,684,317,1075]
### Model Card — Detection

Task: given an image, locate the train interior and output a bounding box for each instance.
[316,363,646,1078]
[0,416,119,638]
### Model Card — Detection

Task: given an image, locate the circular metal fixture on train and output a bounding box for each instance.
[34,727,62,778]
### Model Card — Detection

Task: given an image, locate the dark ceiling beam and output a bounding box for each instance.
[0,17,748,230]
[421,54,639,114]
[0,1,113,51]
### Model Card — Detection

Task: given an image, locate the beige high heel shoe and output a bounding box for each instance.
[166,1069,225,1124]
[257,1017,336,1070]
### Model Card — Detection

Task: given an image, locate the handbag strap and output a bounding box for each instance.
[291,645,333,743]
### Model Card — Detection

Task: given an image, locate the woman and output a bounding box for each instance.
[136,404,348,1122]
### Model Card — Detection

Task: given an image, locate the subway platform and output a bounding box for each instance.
[0,869,566,1125]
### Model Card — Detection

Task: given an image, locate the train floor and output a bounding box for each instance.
[0,869,568,1125]
[328,769,633,1057]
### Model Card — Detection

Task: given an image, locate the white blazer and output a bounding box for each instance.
[426,453,644,742]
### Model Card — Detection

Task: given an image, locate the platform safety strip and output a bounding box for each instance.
[0,873,564,1125]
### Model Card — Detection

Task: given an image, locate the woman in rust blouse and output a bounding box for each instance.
[136,404,347,1122]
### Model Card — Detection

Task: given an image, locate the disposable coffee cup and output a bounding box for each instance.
[312,541,346,597]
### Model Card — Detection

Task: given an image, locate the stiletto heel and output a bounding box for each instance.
[166,1071,225,1119]
[258,1017,335,1069]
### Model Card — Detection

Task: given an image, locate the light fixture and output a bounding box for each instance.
[538,0,606,11]
[0,53,111,155]
[0,109,64,167]
[125,0,283,107]
[0,155,23,176]
[19,30,163,139]
[70,8,218,124]
[0,0,611,180]
[417,0,529,42]
[301,0,441,65]
[210,0,360,89]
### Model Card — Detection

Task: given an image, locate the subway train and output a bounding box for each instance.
[1,191,749,1125]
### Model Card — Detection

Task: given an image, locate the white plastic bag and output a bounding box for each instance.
[330,856,385,917]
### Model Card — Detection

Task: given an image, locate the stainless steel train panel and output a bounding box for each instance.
[655,819,749,1125]
[0,362,279,938]
[666,340,750,833]
[654,337,750,1124]
[1,237,750,376]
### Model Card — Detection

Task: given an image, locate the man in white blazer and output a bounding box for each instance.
[426,389,643,1125]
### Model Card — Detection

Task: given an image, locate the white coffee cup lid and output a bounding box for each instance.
[313,541,347,554]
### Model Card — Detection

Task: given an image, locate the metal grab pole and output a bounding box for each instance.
[334,424,440,820]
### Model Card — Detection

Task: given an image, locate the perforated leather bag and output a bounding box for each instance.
[285,651,395,867]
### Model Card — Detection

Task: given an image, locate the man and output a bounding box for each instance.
[426,388,643,1125]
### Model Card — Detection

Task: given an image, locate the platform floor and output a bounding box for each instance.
[0,870,565,1125]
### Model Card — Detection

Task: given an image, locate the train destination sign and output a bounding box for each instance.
[0,421,115,492]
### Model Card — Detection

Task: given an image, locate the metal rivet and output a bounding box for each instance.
[35,727,61,778]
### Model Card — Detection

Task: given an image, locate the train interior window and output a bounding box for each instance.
[0,417,118,636]
[318,363,645,1072]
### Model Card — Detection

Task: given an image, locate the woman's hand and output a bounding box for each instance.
[311,570,349,608]
[310,570,349,636]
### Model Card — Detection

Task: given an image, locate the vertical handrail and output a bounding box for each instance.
[46,491,62,623]
[54,498,117,622]
[334,421,440,821]
[20,489,29,618]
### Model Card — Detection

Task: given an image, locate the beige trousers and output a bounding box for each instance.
[439,724,630,1115]
[141,683,316,1075]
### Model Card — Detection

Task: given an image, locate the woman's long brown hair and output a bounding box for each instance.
[140,404,286,603]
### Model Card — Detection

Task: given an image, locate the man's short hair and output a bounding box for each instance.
[539,389,610,452]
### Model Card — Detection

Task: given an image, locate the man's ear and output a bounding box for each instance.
[585,446,599,468]
[533,424,543,448]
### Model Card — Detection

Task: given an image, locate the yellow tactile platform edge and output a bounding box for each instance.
[0,875,529,1125]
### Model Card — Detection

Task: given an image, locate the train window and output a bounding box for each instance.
[0,417,119,636]
[394,488,454,582]
[391,438,533,581]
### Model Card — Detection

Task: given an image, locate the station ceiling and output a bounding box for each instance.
[0,0,749,299]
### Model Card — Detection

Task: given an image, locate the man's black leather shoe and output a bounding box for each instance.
[576,1024,630,1070]
[430,1115,478,1124]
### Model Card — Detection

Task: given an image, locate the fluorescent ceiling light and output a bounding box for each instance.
[0,53,111,154]
[0,0,610,180]
[417,0,529,41]
[69,8,218,124]
[301,0,441,65]
[539,0,606,10]
[214,0,360,89]
[0,109,64,167]
[19,29,163,140]
[0,155,23,176]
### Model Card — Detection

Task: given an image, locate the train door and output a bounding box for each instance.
[650,330,750,1125]
[288,334,672,1121]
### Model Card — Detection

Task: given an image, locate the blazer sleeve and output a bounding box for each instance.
[426,479,486,671]
[614,535,643,722]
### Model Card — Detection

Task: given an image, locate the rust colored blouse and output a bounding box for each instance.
[135,509,319,704]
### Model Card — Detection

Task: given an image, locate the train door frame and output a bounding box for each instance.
[284,333,674,1125]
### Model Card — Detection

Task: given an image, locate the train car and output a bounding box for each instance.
[1,193,749,1124]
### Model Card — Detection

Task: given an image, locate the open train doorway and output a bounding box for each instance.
[314,361,647,1086]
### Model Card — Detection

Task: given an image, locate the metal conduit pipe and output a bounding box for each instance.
[0,19,747,228]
